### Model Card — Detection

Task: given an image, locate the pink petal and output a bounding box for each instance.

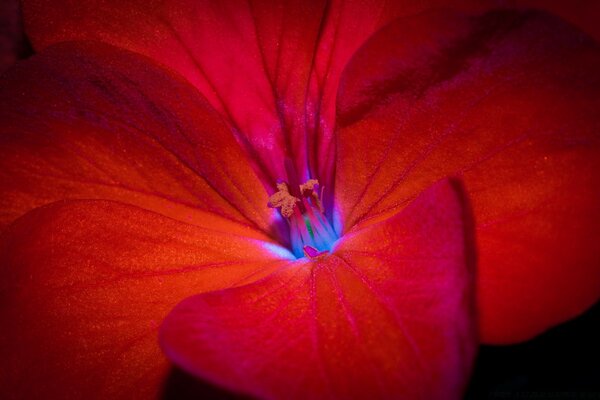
[22,0,492,192]
[335,9,600,343]
[160,180,476,399]
[0,200,292,399]
[0,42,273,236]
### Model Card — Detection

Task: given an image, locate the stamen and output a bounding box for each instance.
[294,207,314,248]
[299,179,323,212]
[301,198,335,247]
[267,183,299,218]
[268,178,338,258]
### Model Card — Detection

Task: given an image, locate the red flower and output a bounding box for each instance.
[1,1,599,399]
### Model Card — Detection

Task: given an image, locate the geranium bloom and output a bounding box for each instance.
[1,0,599,399]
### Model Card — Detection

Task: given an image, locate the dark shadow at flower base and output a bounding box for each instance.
[161,366,250,400]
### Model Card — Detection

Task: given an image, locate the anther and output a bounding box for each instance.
[267,183,299,218]
[299,179,323,212]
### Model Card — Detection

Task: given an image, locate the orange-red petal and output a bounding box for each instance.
[0,42,272,237]
[0,200,292,399]
[160,180,476,399]
[335,9,600,343]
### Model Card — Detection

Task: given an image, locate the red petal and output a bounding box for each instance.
[22,0,491,190]
[160,180,476,399]
[335,10,600,343]
[0,42,273,236]
[0,200,292,399]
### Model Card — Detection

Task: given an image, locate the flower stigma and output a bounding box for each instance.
[268,178,337,259]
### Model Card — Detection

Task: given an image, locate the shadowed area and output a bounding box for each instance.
[0,0,33,72]
[161,367,250,400]
[466,301,600,398]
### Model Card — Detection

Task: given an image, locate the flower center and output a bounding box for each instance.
[268,178,337,258]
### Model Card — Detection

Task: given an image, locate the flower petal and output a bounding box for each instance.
[22,0,491,192]
[160,180,476,400]
[0,41,273,236]
[335,10,600,343]
[0,200,292,399]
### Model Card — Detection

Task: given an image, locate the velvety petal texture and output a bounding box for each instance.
[161,181,476,400]
[22,0,492,196]
[0,41,273,237]
[0,200,291,399]
[335,10,600,343]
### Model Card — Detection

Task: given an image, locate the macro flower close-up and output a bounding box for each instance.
[1,0,599,399]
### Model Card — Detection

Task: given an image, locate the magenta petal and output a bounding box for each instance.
[22,0,493,191]
[160,180,476,399]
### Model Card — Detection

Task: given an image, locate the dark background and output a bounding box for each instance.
[162,301,600,399]
[465,301,600,399]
